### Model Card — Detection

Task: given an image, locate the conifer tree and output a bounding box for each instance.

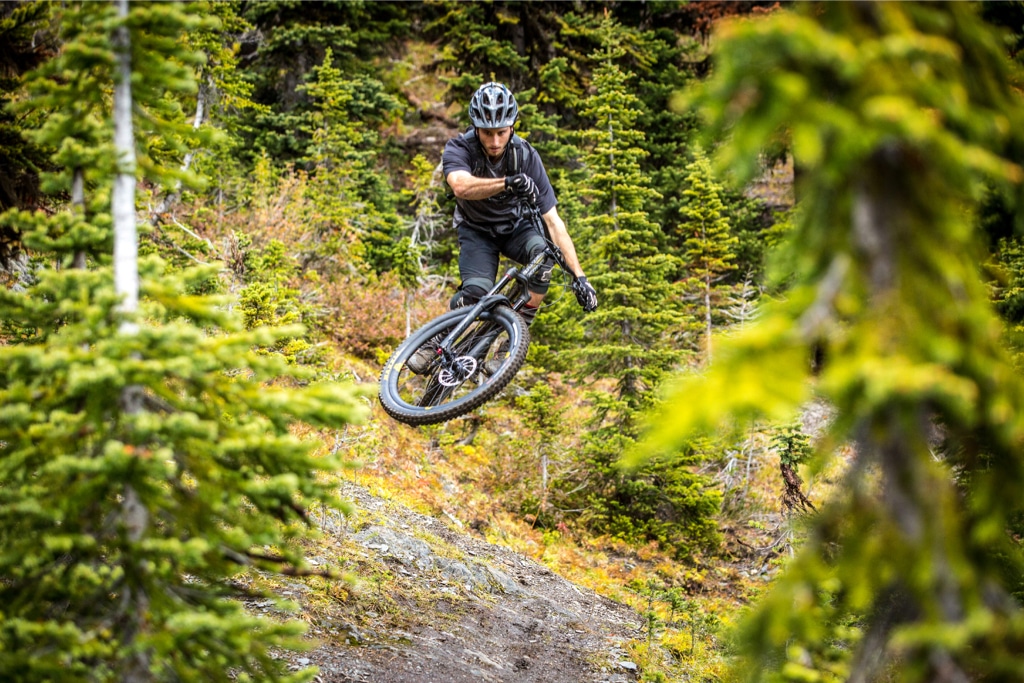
[425,0,531,104]
[677,149,738,363]
[238,0,409,164]
[570,22,720,558]
[398,153,444,334]
[645,2,1024,679]
[300,47,404,276]
[0,0,56,266]
[152,1,262,219]
[992,237,1024,365]
[0,3,365,680]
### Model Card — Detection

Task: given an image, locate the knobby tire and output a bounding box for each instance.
[378,305,529,425]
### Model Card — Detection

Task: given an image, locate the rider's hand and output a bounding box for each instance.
[505,173,539,205]
[572,275,598,312]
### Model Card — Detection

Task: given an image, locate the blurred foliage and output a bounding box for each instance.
[646,2,1024,681]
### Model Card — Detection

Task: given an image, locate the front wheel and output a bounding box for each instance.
[378,305,530,426]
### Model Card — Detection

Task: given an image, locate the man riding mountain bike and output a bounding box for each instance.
[407,81,598,373]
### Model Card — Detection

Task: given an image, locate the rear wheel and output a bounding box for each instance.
[378,305,529,426]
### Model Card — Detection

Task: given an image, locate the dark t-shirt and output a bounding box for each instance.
[442,131,557,235]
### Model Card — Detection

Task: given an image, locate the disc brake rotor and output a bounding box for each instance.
[437,356,478,386]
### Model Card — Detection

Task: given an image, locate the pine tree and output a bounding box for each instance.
[629,22,702,239]
[398,153,444,335]
[677,149,738,363]
[0,0,57,267]
[575,32,680,400]
[569,21,720,558]
[0,3,366,680]
[299,47,404,276]
[237,0,409,164]
[645,2,1024,679]
[151,0,263,219]
[425,0,530,105]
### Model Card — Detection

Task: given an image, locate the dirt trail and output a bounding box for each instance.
[275,481,644,683]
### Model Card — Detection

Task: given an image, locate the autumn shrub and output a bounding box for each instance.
[321,272,448,361]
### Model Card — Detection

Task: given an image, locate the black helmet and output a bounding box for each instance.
[468,82,518,129]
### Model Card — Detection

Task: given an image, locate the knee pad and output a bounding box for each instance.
[524,237,553,294]
[450,280,491,309]
[527,257,554,295]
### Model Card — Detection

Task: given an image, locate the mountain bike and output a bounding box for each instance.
[378,207,568,426]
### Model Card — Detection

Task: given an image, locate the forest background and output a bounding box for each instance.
[3,1,1024,682]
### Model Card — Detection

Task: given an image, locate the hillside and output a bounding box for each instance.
[248,364,841,682]
[6,3,1024,681]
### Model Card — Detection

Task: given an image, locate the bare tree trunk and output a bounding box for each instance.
[704,275,713,363]
[153,74,209,218]
[112,3,150,680]
[71,168,86,269]
[181,75,207,174]
[112,0,138,329]
[540,450,549,517]
[405,289,413,338]
[607,116,617,224]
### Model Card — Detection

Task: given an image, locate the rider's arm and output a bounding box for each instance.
[541,206,585,279]
[446,170,506,201]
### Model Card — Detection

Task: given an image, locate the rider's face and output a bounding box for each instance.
[478,127,512,162]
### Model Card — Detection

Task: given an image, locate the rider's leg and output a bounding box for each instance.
[481,231,550,374]
[407,226,500,374]
[453,224,501,308]
[511,229,553,327]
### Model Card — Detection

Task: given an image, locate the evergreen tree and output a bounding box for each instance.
[153,0,263,218]
[631,24,702,238]
[123,0,255,273]
[677,149,738,363]
[575,24,680,411]
[299,47,404,274]
[238,0,409,164]
[425,0,531,106]
[990,235,1024,367]
[0,0,57,266]
[645,2,1024,679]
[397,153,444,334]
[0,3,365,680]
[570,23,719,558]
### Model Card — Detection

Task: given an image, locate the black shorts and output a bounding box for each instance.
[456,219,553,296]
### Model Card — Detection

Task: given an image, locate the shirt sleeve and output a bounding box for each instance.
[442,137,472,177]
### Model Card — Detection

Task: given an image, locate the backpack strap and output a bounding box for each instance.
[507,133,523,176]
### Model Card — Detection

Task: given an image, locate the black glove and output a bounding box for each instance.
[572,275,598,312]
[505,173,539,205]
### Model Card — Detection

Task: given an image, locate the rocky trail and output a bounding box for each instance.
[267,480,646,683]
